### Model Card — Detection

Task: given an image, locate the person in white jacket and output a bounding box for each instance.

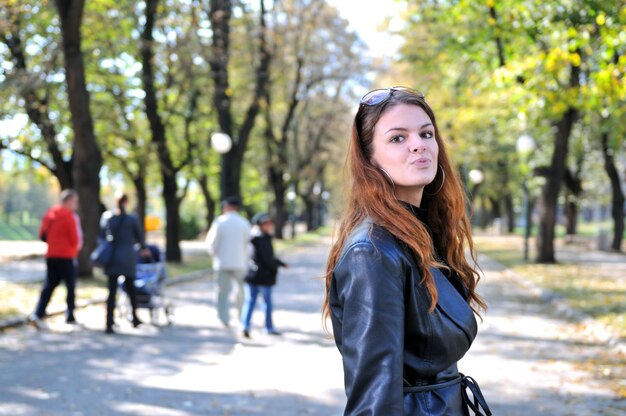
[206,196,251,327]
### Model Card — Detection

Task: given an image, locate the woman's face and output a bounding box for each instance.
[370,103,439,206]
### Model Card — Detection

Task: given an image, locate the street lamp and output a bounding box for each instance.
[468,169,484,186]
[468,169,484,226]
[211,132,232,201]
[517,134,535,261]
[211,132,232,154]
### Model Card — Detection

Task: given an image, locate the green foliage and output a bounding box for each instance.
[0,168,57,239]
[393,0,625,219]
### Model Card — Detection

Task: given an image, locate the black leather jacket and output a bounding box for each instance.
[329,218,477,415]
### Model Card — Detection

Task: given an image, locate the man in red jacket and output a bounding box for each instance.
[31,189,81,328]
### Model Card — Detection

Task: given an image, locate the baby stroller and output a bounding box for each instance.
[118,244,174,326]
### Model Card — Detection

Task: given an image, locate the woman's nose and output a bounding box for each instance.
[410,137,426,153]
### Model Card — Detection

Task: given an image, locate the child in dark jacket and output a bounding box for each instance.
[240,213,287,338]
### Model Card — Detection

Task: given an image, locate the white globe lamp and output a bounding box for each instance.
[211,132,232,154]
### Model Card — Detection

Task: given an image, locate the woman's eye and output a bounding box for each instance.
[421,131,434,139]
[390,135,406,143]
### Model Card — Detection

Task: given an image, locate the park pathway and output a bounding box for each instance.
[0,237,625,415]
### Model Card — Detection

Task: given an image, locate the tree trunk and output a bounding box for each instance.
[141,0,182,261]
[163,179,182,260]
[131,174,147,229]
[564,198,578,239]
[536,60,580,263]
[268,164,288,239]
[209,0,270,200]
[303,196,321,231]
[601,132,624,251]
[504,193,515,233]
[55,0,102,277]
[536,108,577,262]
[562,165,583,242]
[198,173,216,232]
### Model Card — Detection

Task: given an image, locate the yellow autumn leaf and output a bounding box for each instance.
[570,53,581,67]
[596,13,606,26]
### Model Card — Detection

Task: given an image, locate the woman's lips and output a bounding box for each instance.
[411,158,431,168]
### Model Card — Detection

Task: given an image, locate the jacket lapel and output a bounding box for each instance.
[431,267,478,343]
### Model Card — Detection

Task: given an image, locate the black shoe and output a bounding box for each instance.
[132,318,143,328]
[105,327,115,334]
[242,330,250,338]
[66,317,78,324]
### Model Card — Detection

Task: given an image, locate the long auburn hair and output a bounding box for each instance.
[323,89,486,322]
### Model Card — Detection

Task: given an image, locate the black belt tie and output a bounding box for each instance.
[460,373,492,416]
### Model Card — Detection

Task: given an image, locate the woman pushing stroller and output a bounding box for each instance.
[98,192,150,334]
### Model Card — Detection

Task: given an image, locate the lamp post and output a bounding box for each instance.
[468,169,484,226]
[516,134,535,261]
[287,188,297,239]
[211,132,232,203]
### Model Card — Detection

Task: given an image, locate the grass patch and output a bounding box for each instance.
[274,226,332,252]
[0,277,108,322]
[473,234,626,340]
[166,255,213,279]
[509,221,625,239]
[474,234,626,397]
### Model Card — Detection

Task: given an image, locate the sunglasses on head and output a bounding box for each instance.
[360,86,424,107]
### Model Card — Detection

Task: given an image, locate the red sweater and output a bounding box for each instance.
[39,205,79,259]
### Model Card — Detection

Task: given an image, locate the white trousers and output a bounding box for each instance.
[216,269,245,326]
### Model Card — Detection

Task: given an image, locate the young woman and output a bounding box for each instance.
[99,192,149,334]
[323,87,491,415]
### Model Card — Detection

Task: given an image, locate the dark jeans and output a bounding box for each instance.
[34,258,76,321]
[106,274,139,329]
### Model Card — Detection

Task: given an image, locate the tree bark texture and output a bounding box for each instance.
[601,132,624,251]
[131,173,147,229]
[209,0,270,200]
[535,60,580,263]
[563,168,583,240]
[55,0,103,276]
[535,108,577,262]
[198,173,216,232]
[141,0,182,261]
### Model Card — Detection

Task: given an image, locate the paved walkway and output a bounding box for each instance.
[0,237,625,415]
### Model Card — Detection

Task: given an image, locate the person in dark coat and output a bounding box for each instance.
[240,213,287,338]
[99,192,150,334]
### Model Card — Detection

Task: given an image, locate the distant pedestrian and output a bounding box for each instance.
[206,196,251,327]
[31,189,81,327]
[99,192,150,334]
[323,87,491,415]
[240,213,287,338]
